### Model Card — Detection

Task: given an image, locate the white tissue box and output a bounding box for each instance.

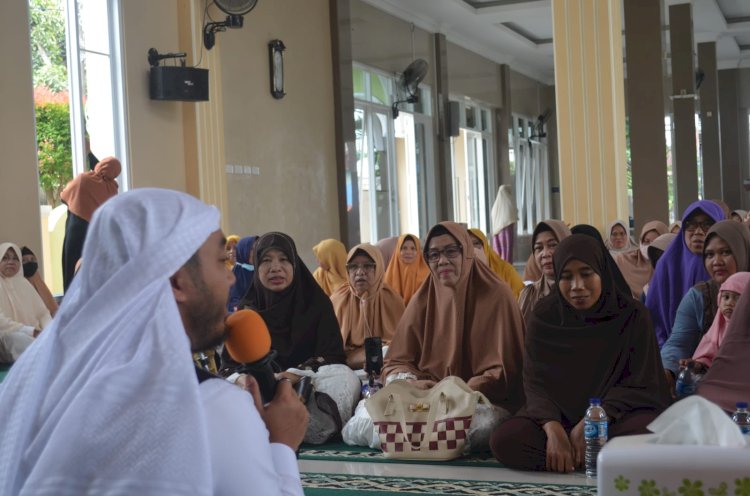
[598,434,750,495]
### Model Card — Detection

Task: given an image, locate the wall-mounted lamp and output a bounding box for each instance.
[269,39,285,99]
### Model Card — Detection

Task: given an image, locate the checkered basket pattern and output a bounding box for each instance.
[374,415,473,457]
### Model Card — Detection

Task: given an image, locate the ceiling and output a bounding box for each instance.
[362,0,750,85]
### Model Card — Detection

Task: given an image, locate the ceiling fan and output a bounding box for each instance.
[391,59,429,119]
[203,0,259,50]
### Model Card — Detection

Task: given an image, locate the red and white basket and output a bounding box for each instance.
[366,377,486,460]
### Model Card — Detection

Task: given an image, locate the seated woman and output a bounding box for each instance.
[660,220,750,384]
[646,200,725,347]
[0,243,52,363]
[697,285,750,412]
[614,221,668,299]
[518,220,571,322]
[490,234,670,472]
[226,235,258,312]
[384,234,430,306]
[468,228,524,298]
[642,233,677,298]
[382,221,525,416]
[688,271,750,373]
[604,219,637,254]
[20,246,58,316]
[239,232,346,370]
[312,238,348,297]
[332,244,405,369]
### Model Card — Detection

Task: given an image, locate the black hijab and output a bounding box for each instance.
[571,224,633,297]
[522,234,670,426]
[240,232,345,369]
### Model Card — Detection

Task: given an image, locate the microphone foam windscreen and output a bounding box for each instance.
[225,309,272,363]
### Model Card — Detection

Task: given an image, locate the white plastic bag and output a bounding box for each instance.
[342,399,381,449]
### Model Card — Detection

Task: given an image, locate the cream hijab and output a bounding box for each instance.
[491,185,518,235]
[614,221,668,298]
[0,243,51,335]
[604,219,637,253]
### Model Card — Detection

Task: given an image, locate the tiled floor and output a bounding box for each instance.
[299,459,595,487]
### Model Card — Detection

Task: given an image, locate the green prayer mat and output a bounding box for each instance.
[298,442,501,467]
[301,472,597,495]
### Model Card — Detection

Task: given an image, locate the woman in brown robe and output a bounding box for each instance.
[518,220,571,322]
[331,244,405,369]
[491,234,670,473]
[382,221,525,413]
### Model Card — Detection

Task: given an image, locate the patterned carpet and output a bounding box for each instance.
[299,442,501,467]
[301,472,597,495]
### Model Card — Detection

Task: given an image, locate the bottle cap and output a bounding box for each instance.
[589,397,601,405]
[737,402,749,409]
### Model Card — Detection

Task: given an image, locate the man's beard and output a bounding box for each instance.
[185,278,228,352]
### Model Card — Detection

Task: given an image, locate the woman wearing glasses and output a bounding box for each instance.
[645,200,725,348]
[331,244,405,369]
[660,220,750,393]
[382,222,526,437]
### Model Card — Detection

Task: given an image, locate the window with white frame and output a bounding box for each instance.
[511,114,550,235]
[352,64,434,242]
[450,99,495,236]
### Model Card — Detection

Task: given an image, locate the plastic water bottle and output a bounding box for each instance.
[584,398,608,478]
[732,402,750,436]
[675,362,697,399]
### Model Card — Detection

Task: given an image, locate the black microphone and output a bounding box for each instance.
[225,309,278,404]
[364,336,383,376]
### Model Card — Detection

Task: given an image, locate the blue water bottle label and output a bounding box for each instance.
[584,420,607,439]
[741,425,750,435]
[676,381,695,397]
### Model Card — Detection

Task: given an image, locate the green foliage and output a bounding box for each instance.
[29,0,68,92]
[35,103,73,206]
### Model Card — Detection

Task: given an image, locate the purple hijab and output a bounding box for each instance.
[645,200,725,347]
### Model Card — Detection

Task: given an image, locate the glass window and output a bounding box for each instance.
[466,106,476,129]
[370,73,390,105]
[353,67,366,100]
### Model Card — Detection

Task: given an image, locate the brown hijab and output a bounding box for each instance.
[383,234,430,306]
[523,234,670,426]
[331,244,405,369]
[382,221,525,411]
[518,220,572,322]
[614,220,668,298]
[60,157,121,222]
[697,282,750,412]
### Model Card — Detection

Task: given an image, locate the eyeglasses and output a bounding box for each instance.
[684,220,714,233]
[425,244,462,263]
[346,263,376,274]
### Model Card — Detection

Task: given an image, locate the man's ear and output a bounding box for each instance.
[170,266,192,304]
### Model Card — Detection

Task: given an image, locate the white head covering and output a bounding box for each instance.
[491,185,518,235]
[604,219,637,253]
[0,189,220,495]
[0,242,51,334]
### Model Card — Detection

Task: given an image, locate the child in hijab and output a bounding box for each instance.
[688,272,750,372]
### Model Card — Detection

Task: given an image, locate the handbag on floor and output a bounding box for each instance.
[365,376,487,460]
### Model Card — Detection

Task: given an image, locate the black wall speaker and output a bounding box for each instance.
[149,66,209,101]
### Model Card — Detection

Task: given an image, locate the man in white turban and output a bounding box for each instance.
[0,188,307,495]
